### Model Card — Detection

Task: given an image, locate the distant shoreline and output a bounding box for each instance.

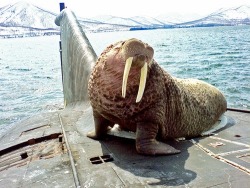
[1,24,249,39]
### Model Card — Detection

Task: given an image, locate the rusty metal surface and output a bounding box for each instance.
[0,111,75,187]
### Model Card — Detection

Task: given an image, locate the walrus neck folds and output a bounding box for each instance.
[121,38,154,103]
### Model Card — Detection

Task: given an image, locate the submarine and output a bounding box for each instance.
[0,3,249,187]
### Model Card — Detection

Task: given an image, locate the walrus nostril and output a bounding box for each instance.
[132,54,146,68]
[138,54,146,61]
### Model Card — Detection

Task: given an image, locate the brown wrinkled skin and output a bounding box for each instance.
[87,38,227,155]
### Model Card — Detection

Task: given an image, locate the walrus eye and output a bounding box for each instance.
[122,57,148,103]
[122,57,133,98]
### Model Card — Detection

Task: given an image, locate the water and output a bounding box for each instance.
[0,36,63,135]
[0,26,249,136]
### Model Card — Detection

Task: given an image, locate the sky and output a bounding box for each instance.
[0,0,250,18]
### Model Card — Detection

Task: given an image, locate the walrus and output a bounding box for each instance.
[87,38,227,155]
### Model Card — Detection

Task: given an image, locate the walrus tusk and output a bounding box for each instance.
[122,57,133,98]
[122,57,148,102]
[136,63,147,103]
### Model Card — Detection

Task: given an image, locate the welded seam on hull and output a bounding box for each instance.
[209,136,250,148]
[190,139,250,175]
[58,114,81,188]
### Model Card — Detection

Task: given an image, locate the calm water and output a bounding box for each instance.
[0,26,249,136]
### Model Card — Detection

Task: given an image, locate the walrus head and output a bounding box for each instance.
[119,38,154,103]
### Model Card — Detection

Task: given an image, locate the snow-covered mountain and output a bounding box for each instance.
[0,1,57,29]
[92,15,168,27]
[211,5,250,20]
[0,1,249,38]
[78,19,131,33]
[0,1,60,38]
[130,16,167,27]
[156,13,203,24]
[91,15,142,27]
[87,5,250,28]
[176,5,250,27]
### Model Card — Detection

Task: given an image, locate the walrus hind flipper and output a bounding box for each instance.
[136,140,181,156]
[136,123,180,155]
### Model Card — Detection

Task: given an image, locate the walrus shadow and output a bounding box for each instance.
[213,115,236,132]
[100,136,197,186]
[96,114,237,186]
[77,107,239,186]
[78,106,196,186]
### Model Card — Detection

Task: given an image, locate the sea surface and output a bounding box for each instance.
[0,26,249,136]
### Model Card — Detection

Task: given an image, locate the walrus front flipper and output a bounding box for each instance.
[87,110,114,140]
[136,123,180,155]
